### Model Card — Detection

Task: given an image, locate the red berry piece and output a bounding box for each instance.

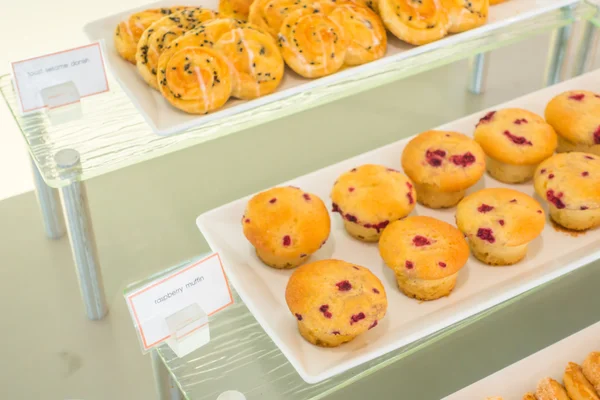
[514,118,528,125]
[352,266,360,270]
[450,152,476,167]
[372,288,380,294]
[295,313,303,321]
[269,198,277,204]
[585,155,595,160]
[319,305,332,319]
[581,206,589,210]
[283,235,291,246]
[510,199,517,203]
[477,204,494,213]
[503,130,532,146]
[476,228,495,243]
[345,214,358,223]
[499,220,505,226]
[569,93,585,101]
[477,111,496,127]
[373,220,390,232]
[546,190,566,209]
[368,320,378,330]
[351,168,357,172]
[407,191,414,205]
[406,181,413,190]
[336,280,352,291]
[387,168,399,172]
[594,126,600,144]
[350,312,366,325]
[405,260,414,269]
[439,262,446,267]
[332,331,340,335]
[582,171,589,177]
[425,149,446,167]
[540,169,546,174]
[244,218,250,223]
[300,253,307,257]
[412,235,432,246]
[548,174,555,179]
[332,202,340,213]
[537,210,542,214]
[348,187,355,192]
[303,193,311,201]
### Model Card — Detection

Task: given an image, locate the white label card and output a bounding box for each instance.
[126,253,233,351]
[11,42,109,113]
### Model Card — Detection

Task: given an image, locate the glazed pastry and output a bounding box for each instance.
[583,352,600,395]
[219,0,254,20]
[214,24,284,99]
[474,108,557,183]
[522,394,536,400]
[379,216,469,301]
[545,91,600,156]
[380,0,450,45]
[401,130,486,208]
[114,7,187,64]
[136,8,218,90]
[278,5,348,78]
[564,362,600,400]
[534,152,600,231]
[456,188,545,266]
[249,0,313,38]
[285,259,387,347]
[242,186,330,268]
[442,0,489,33]
[352,0,380,14]
[330,164,416,242]
[329,3,387,65]
[536,378,571,400]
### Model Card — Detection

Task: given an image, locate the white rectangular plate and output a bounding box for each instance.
[196,70,600,384]
[83,0,576,135]
[443,321,600,399]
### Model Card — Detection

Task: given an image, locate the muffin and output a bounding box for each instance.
[564,362,600,400]
[379,216,469,301]
[534,152,600,231]
[285,259,387,347]
[474,108,557,183]
[330,164,416,242]
[536,378,571,400]
[242,186,330,269]
[583,352,600,395]
[456,188,545,266]
[545,90,600,156]
[401,130,486,208]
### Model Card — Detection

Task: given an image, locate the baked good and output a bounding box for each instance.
[285,259,387,347]
[456,188,545,265]
[522,394,536,400]
[330,164,416,242]
[490,0,507,4]
[136,8,218,90]
[242,186,330,268]
[379,216,469,301]
[443,0,489,33]
[534,152,600,231]
[114,7,188,64]
[564,362,600,400]
[380,0,450,45]
[536,378,571,400]
[545,91,600,156]
[249,0,313,38]
[329,3,387,66]
[401,130,486,208]
[219,0,254,20]
[583,352,600,395]
[474,109,557,183]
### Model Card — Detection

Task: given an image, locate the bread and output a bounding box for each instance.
[583,352,600,395]
[219,0,253,20]
[242,186,330,268]
[379,216,469,300]
[534,152,600,230]
[443,0,489,33]
[285,259,387,347]
[545,90,600,156]
[474,108,557,183]
[564,362,600,400]
[380,0,450,45]
[249,0,313,38]
[401,130,486,208]
[536,377,571,400]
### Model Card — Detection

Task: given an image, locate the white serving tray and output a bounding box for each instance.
[443,321,600,399]
[83,0,577,135]
[196,70,600,384]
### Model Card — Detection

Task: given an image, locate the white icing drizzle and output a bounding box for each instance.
[194,65,211,112]
[238,29,261,97]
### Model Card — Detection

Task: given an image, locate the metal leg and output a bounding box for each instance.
[467,53,488,94]
[55,149,107,320]
[572,20,599,77]
[152,350,183,400]
[544,23,573,86]
[30,155,65,239]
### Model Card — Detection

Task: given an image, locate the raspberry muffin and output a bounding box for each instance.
[534,152,600,231]
[285,259,387,347]
[545,90,600,156]
[401,130,486,208]
[564,362,600,400]
[536,378,570,400]
[474,108,557,183]
[583,352,600,395]
[456,188,545,266]
[331,164,416,242]
[378,216,469,301]
[242,186,330,269]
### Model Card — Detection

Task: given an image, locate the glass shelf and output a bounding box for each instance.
[1,0,594,188]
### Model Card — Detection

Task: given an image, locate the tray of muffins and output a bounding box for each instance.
[444,321,600,400]
[197,73,600,383]
[83,0,576,134]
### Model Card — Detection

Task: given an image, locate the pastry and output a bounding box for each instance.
[285,259,387,347]
[545,91,600,156]
[583,352,600,395]
[490,0,507,4]
[534,152,600,231]
[456,188,545,266]
[219,0,254,20]
[136,8,218,90]
[522,394,536,400]
[278,5,349,78]
[443,0,489,33]
[379,216,469,301]
[380,0,450,45]
[401,130,486,208]
[564,362,600,400]
[249,0,313,38]
[536,377,571,400]
[242,186,330,268]
[330,164,416,242]
[114,7,188,64]
[474,108,558,183]
[214,24,284,99]
[329,3,387,66]
[353,0,379,14]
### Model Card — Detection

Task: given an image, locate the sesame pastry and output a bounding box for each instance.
[248,0,316,38]
[379,0,450,45]
[442,0,489,33]
[583,352,600,395]
[522,394,536,400]
[219,0,254,20]
[536,378,571,400]
[564,362,600,400]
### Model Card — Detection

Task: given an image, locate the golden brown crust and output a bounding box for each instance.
[522,393,536,400]
[474,108,557,165]
[442,0,489,34]
[545,90,600,147]
[583,352,600,395]
[401,130,486,192]
[564,361,600,400]
[379,0,450,45]
[536,377,571,400]
[219,0,253,20]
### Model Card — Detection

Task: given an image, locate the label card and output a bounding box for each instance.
[11,42,109,113]
[126,253,233,352]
